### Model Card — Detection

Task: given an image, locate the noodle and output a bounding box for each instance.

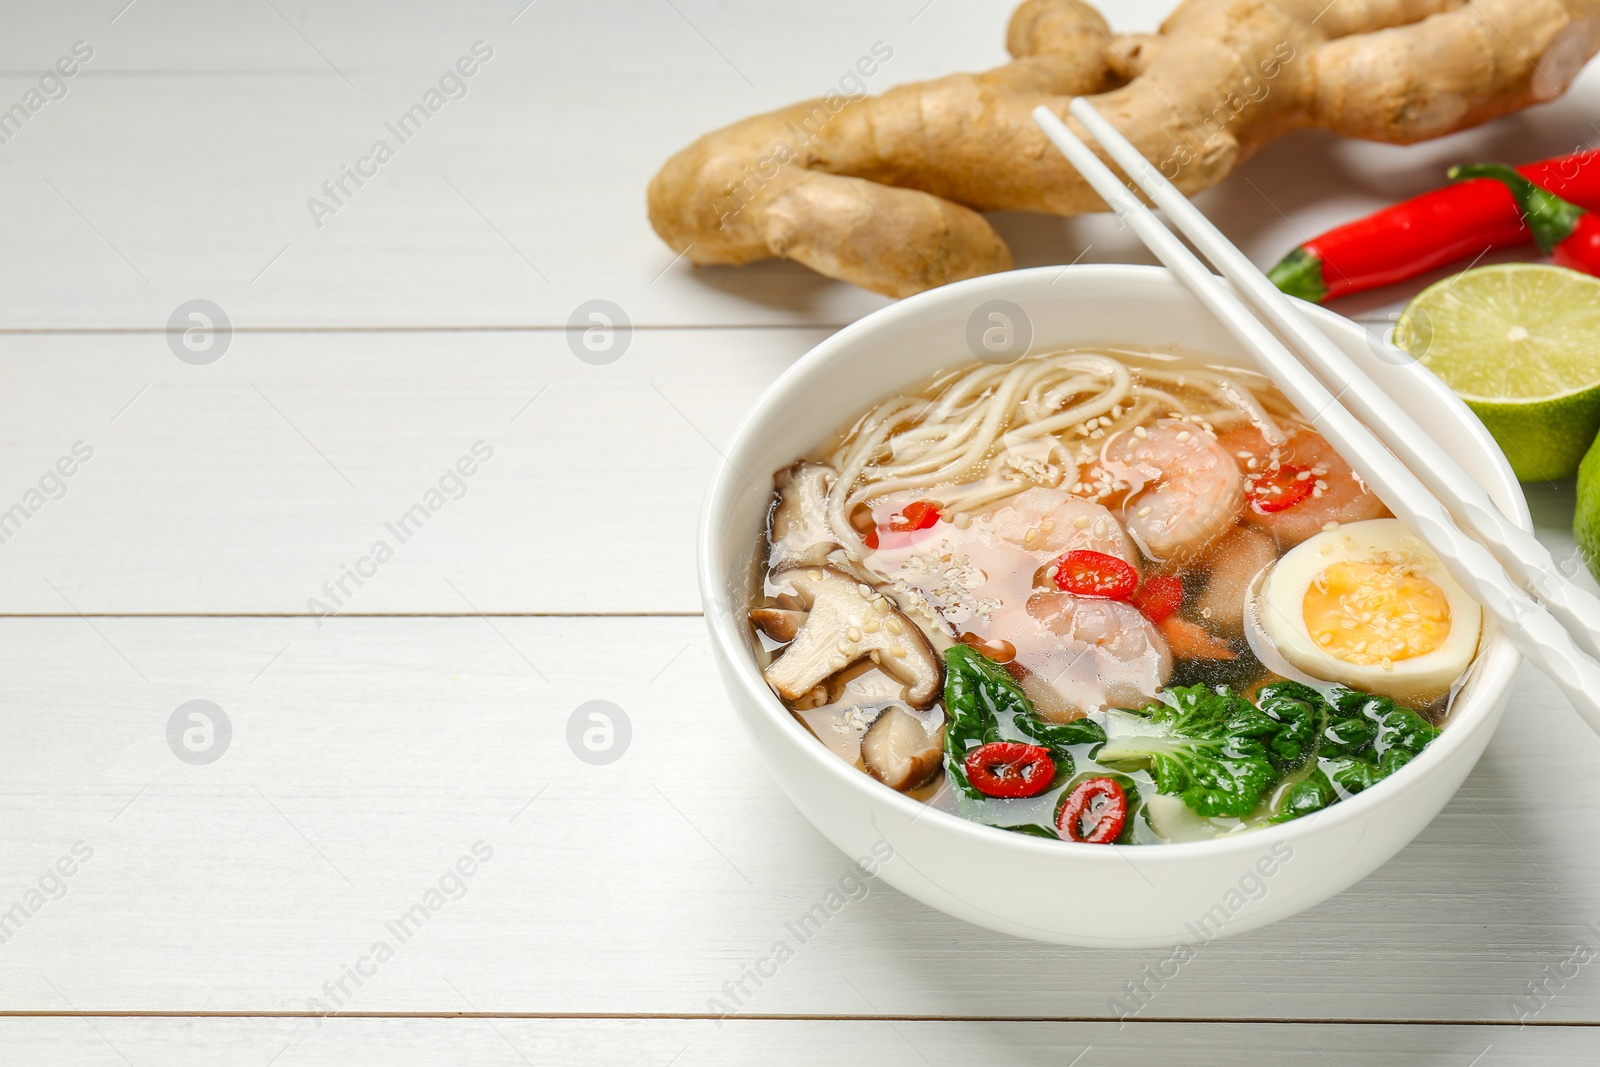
[822,348,1292,557]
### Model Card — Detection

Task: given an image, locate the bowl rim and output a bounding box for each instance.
[698,264,1528,867]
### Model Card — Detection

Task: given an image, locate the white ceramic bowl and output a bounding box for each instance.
[699,265,1527,948]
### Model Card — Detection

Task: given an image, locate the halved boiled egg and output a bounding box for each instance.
[1257,518,1481,702]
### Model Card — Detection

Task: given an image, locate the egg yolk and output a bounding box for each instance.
[1302,561,1450,668]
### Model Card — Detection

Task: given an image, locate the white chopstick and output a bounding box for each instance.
[1032,102,1600,738]
[1064,97,1600,665]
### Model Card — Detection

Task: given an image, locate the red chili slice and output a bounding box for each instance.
[1130,574,1183,623]
[893,500,941,531]
[1056,777,1128,844]
[1246,464,1314,514]
[1052,549,1138,600]
[963,742,1056,799]
[864,500,941,550]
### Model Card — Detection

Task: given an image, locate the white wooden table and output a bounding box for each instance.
[4,1,1600,1062]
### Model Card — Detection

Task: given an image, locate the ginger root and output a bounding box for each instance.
[648,0,1600,297]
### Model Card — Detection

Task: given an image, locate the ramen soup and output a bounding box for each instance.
[749,347,1484,845]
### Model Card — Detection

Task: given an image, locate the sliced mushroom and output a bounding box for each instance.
[750,607,805,643]
[768,461,839,569]
[861,707,945,792]
[761,565,943,708]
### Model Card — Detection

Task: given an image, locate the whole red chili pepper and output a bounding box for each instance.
[1449,162,1600,278]
[1268,148,1600,303]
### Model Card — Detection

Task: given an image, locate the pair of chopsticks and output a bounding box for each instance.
[1033,100,1600,735]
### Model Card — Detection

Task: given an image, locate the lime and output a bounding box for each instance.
[1578,434,1600,577]
[1394,264,1600,482]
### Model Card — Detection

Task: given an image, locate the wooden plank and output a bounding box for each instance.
[1,614,1598,1020]
[0,1,1593,328]
[2,1018,1597,1066]
[0,331,1592,618]
[0,327,815,615]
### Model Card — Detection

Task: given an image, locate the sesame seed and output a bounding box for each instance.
[1134,426,1148,439]
[1176,431,1192,443]
[1137,506,1153,517]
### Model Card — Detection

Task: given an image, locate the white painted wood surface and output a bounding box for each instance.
[3,0,1600,1062]
[2,614,1600,1028]
[5,1019,1599,1067]
[0,0,1594,329]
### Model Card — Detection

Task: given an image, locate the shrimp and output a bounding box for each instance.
[1191,524,1278,637]
[979,488,1138,567]
[1100,419,1243,561]
[1000,592,1171,720]
[859,489,1139,641]
[1217,425,1390,548]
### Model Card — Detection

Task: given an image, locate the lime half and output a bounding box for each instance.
[1395,264,1600,482]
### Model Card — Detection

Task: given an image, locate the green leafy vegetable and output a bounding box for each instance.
[1271,766,1336,822]
[1326,756,1380,795]
[1331,688,1440,757]
[1096,685,1282,818]
[941,646,1009,798]
[1319,687,1441,796]
[998,823,1059,840]
[1014,711,1106,752]
[1320,713,1376,757]
[942,649,1445,833]
[940,646,1106,798]
[1255,680,1329,776]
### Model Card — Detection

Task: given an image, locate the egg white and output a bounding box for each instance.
[1258,518,1481,701]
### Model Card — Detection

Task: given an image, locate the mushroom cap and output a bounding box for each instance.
[860,706,944,793]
